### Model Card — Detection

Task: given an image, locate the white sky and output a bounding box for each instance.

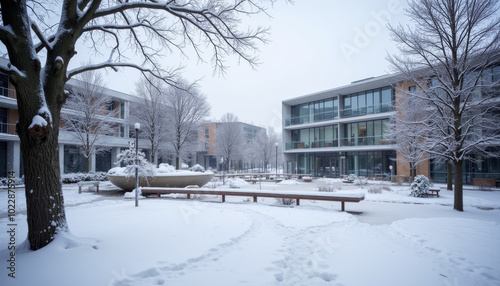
[58,1,412,131]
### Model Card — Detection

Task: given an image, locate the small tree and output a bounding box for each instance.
[62,70,114,173]
[166,81,210,169]
[410,175,430,197]
[130,76,169,165]
[215,113,244,172]
[390,87,429,181]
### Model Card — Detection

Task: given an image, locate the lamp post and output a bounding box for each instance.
[220,157,225,185]
[134,123,140,207]
[275,143,279,177]
[389,165,393,183]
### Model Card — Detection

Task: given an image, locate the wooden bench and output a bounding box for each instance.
[427,187,440,198]
[244,179,258,184]
[140,187,365,212]
[472,178,496,188]
[78,181,99,194]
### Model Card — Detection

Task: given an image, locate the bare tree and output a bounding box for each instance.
[251,127,281,172]
[390,87,429,181]
[130,76,169,165]
[215,113,244,172]
[62,71,114,173]
[165,80,211,169]
[388,0,500,211]
[0,0,278,250]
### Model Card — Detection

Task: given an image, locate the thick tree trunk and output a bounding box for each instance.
[446,161,453,191]
[453,160,464,211]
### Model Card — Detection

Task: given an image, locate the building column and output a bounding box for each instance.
[111,147,120,167]
[59,144,65,174]
[89,152,96,173]
[6,141,21,176]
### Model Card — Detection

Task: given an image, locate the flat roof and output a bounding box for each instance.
[282,73,399,106]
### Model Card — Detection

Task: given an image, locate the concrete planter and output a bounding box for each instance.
[107,172,214,191]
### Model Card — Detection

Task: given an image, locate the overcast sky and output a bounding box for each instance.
[87,0,411,131]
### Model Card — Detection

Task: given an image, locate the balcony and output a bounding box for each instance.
[340,102,394,118]
[340,135,392,147]
[285,140,339,150]
[285,110,338,126]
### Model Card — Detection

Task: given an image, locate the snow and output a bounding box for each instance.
[28,114,47,129]
[1,181,499,286]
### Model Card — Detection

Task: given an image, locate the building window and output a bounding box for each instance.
[342,119,390,146]
[289,125,338,150]
[289,97,338,126]
[0,142,6,177]
[341,86,394,118]
[409,85,416,93]
[120,102,125,119]
[64,145,86,173]
[0,74,8,97]
[108,101,116,112]
[96,149,112,172]
[0,108,7,133]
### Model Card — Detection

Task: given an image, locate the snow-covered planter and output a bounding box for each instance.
[410,175,430,197]
[190,164,205,172]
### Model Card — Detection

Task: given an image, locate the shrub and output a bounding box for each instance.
[317,186,337,192]
[410,175,430,197]
[345,173,357,182]
[367,185,383,194]
[61,172,108,184]
[0,176,24,187]
[190,164,205,172]
[275,197,295,205]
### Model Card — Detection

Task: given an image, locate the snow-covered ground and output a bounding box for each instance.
[1,179,499,285]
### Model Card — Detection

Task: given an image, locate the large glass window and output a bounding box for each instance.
[0,74,9,97]
[289,125,339,149]
[96,149,112,172]
[289,97,339,125]
[64,145,86,173]
[341,86,394,118]
[342,119,390,146]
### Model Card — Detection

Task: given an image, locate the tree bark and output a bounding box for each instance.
[453,160,464,211]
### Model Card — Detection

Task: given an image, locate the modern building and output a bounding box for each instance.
[0,58,148,177]
[282,75,397,180]
[197,121,265,171]
[282,71,500,184]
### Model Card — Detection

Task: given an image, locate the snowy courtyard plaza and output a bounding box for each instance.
[1,179,499,286]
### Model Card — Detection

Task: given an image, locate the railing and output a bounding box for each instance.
[285,110,338,126]
[0,87,16,98]
[0,122,16,134]
[339,135,392,147]
[286,140,339,150]
[340,102,394,118]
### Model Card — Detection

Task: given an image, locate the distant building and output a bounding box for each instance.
[196,121,264,171]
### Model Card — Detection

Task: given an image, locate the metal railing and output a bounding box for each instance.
[285,110,338,126]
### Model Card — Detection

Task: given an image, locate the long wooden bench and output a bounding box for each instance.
[427,187,440,197]
[140,187,364,212]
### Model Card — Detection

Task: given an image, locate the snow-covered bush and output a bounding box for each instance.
[0,176,24,186]
[410,175,430,197]
[275,197,295,205]
[61,172,108,183]
[345,173,357,182]
[190,164,205,172]
[157,163,176,173]
[114,149,156,177]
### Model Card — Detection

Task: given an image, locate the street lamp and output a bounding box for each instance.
[275,143,279,177]
[134,123,140,207]
[389,165,393,183]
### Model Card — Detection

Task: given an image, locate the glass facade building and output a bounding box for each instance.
[282,75,397,178]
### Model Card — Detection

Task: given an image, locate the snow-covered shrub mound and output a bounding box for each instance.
[157,163,176,173]
[190,164,205,172]
[345,173,357,182]
[410,175,430,197]
[62,172,108,183]
[0,176,24,186]
[228,178,249,188]
[278,179,299,185]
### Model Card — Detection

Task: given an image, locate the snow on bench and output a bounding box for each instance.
[140,187,365,212]
[78,181,99,194]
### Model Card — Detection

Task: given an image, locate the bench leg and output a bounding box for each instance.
[96,184,99,193]
[341,201,345,212]
[222,195,225,203]
[253,196,257,203]
[157,193,161,198]
[187,194,191,200]
[78,186,82,194]
[296,199,300,206]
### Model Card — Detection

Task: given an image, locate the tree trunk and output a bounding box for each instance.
[453,160,464,211]
[446,161,453,191]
